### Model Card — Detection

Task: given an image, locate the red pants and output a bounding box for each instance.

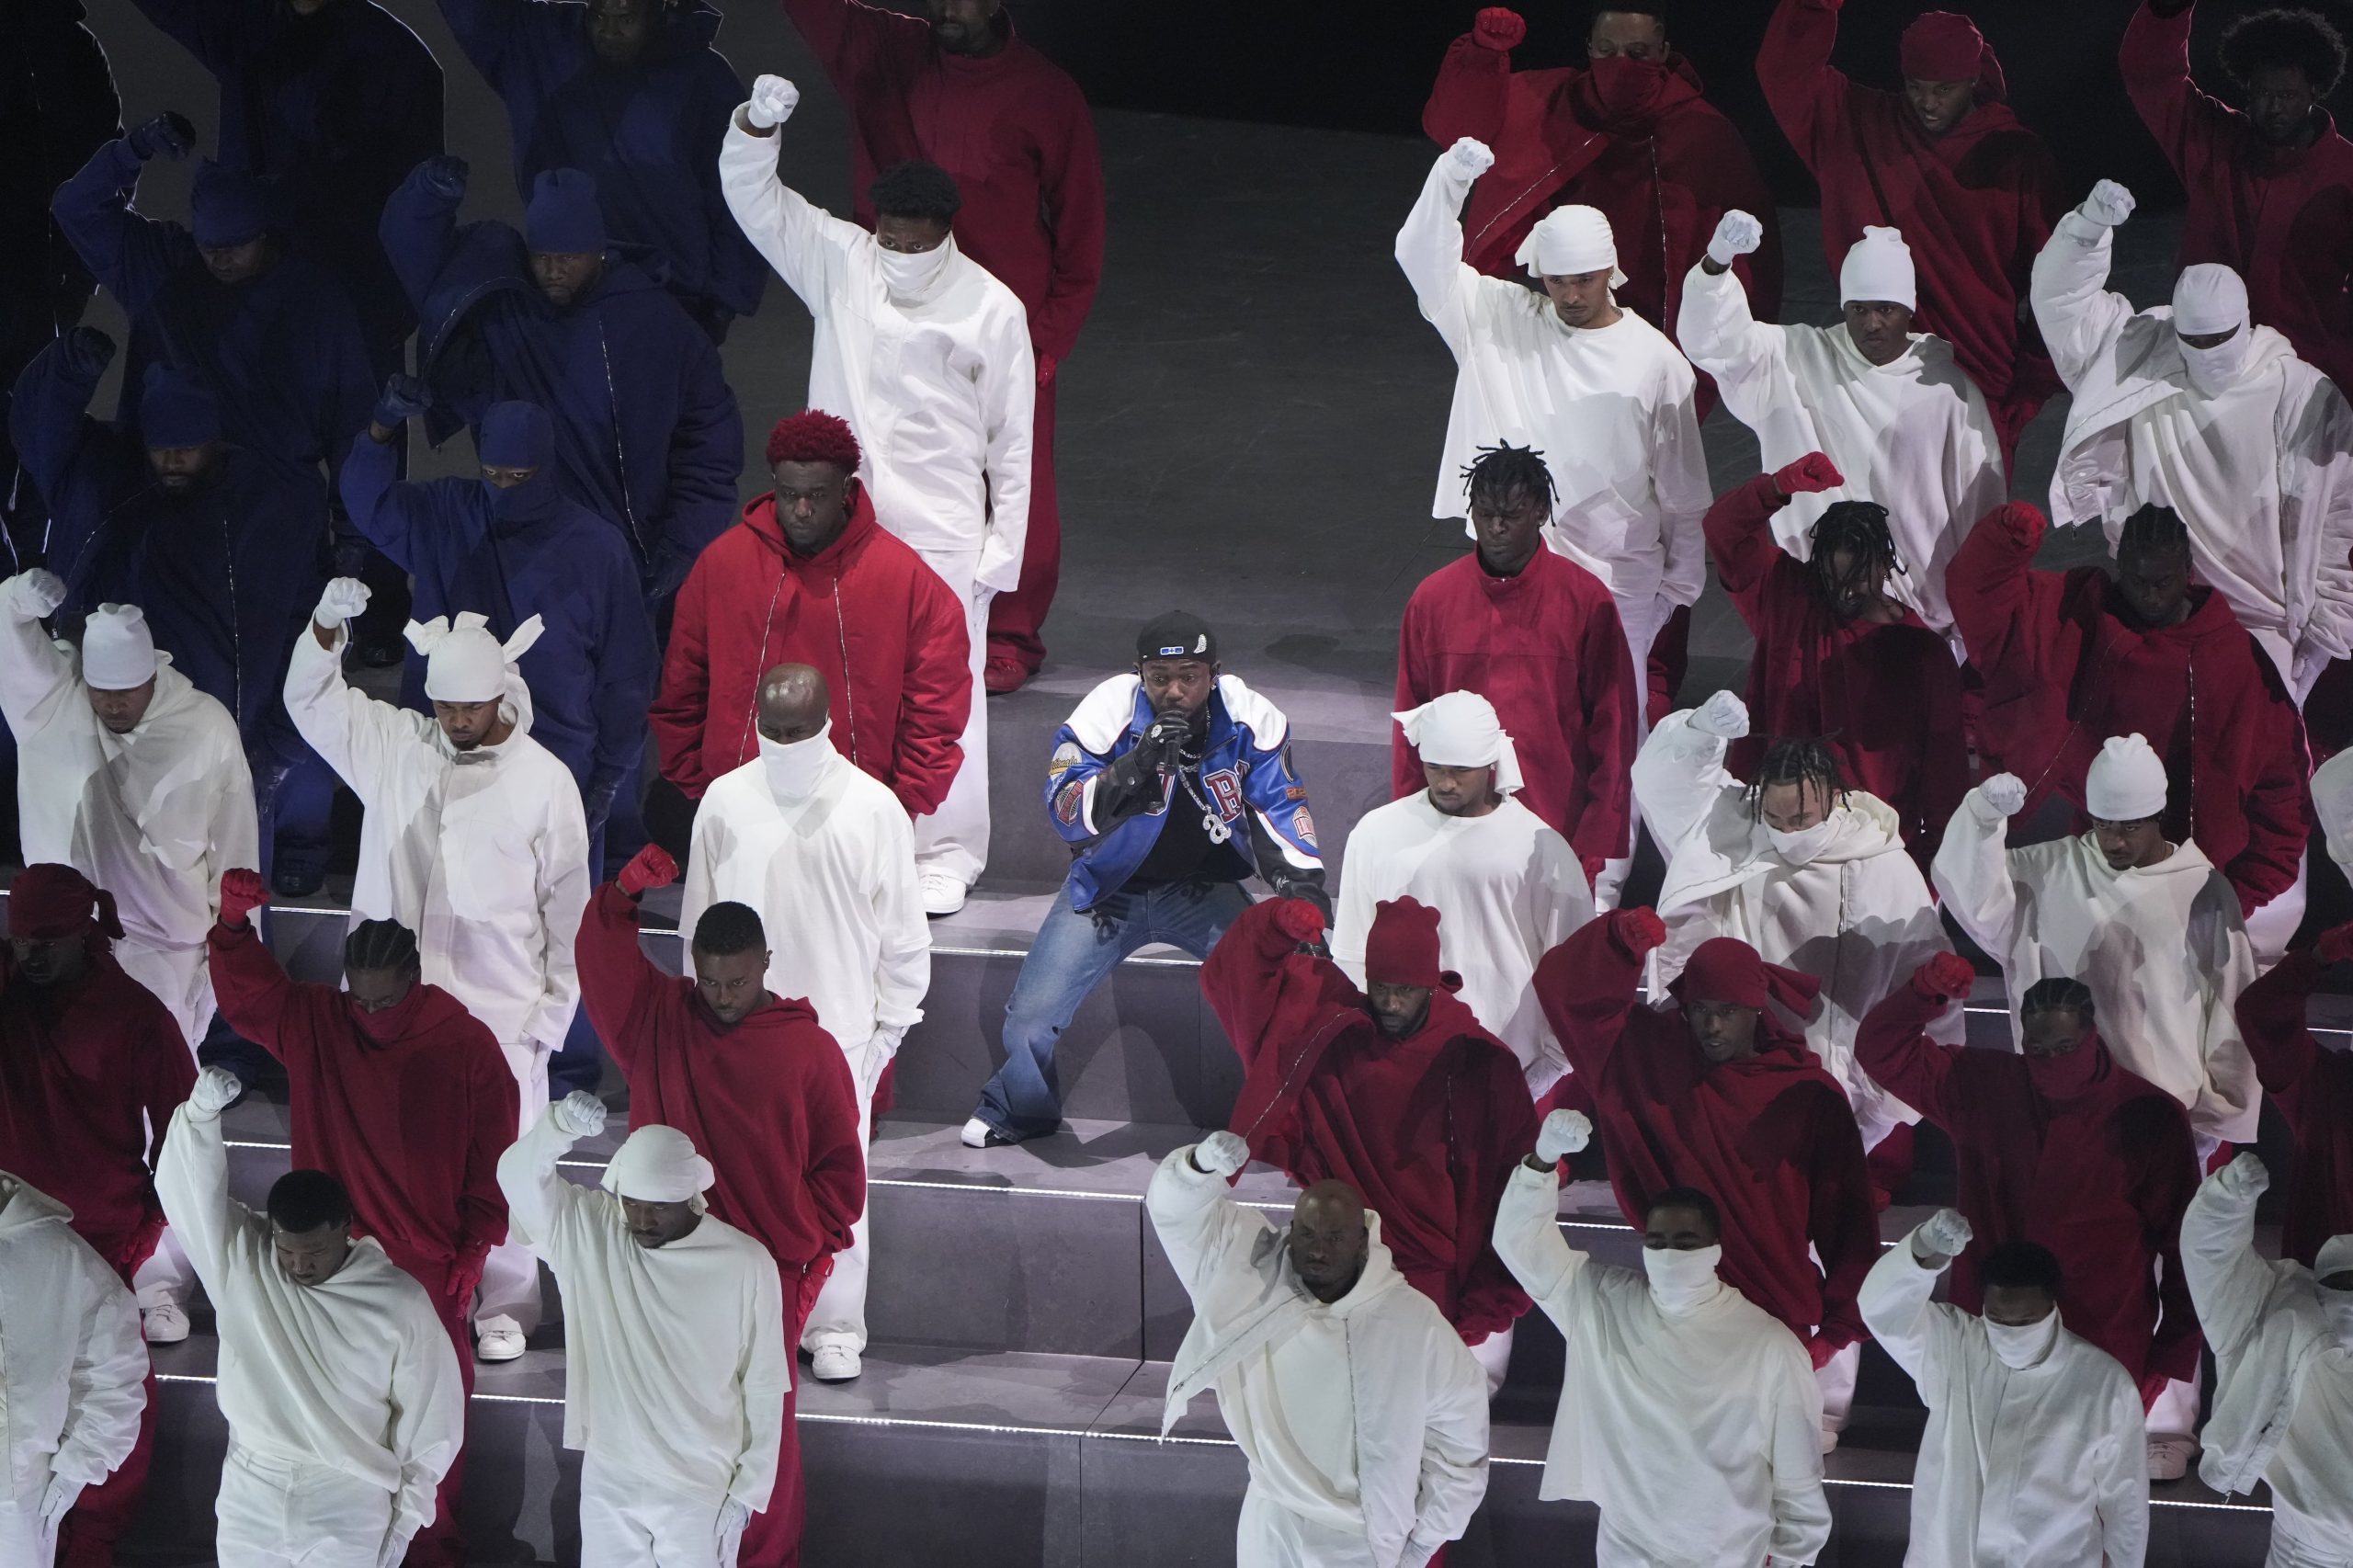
[984,375,1058,677]
[738,1256,834,1568]
[385,1250,477,1568]
[57,1254,158,1568]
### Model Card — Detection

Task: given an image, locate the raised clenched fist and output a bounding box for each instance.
[1770,452,1843,497]
[1912,951,1977,1003]
[1914,1207,1972,1262]
[747,75,800,130]
[551,1090,608,1140]
[314,577,371,631]
[618,845,678,897]
[1611,906,1667,958]
[1707,210,1764,267]
[1535,1109,1592,1164]
[1689,689,1750,740]
[1442,137,1496,182]
[218,869,268,929]
[2082,179,2136,229]
[1979,773,2029,819]
[1192,1131,1249,1177]
[1473,7,1527,50]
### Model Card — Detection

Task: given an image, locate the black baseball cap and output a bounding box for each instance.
[1135,611,1217,665]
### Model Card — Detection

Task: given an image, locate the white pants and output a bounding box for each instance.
[2146,1375,2201,1440]
[134,1225,193,1312]
[1235,1487,1381,1568]
[112,936,213,1054]
[0,1459,58,1568]
[1469,1323,1514,1397]
[476,1040,550,1336]
[802,1040,880,1355]
[2268,1505,2353,1568]
[1591,585,1670,914]
[911,547,992,890]
[214,1444,393,1568]
[580,1452,745,1568]
[1816,1340,1860,1439]
[2245,851,2311,971]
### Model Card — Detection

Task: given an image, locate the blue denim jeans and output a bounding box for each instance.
[974,878,1254,1139]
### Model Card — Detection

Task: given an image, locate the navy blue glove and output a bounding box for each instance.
[57,327,116,383]
[128,111,197,162]
[417,154,469,202]
[372,374,429,430]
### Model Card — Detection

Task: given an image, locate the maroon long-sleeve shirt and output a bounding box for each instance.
[2233,947,2353,1268]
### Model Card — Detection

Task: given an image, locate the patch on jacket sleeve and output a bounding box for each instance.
[1293,805,1318,848]
[1047,741,1083,780]
[1054,779,1086,826]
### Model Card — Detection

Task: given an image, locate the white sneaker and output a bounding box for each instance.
[142,1302,190,1344]
[476,1317,527,1362]
[961,1116,1010,1149]
[2147,1436,2197,1483]
[918,869,968,916]
[809,1345,861,1381]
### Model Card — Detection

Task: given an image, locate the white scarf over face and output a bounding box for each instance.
[758,721,835,801]
[2173,265,2253,398]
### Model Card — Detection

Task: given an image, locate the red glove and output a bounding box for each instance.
[618,845,678,897]
[1580,854,1606,886]
[1036,354,1057,388]
[444,1254,486,1309]
[1991,502,2048,548]
[218,868,268,929]
[1272,898,1325,945]
[1473,6,1527,50]
[2316,923,2353,968]
[1770,453,1843,496]
[1610,907,1667,958]
[1912,952,1977,1003]
[1806,1333,1841,1371]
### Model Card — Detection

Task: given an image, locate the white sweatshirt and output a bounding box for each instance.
[0,606,256,964]
[718,118,1035,594]
[1149,1149,1488,1565]
[1860,1236,2148,1567]
[1677,261,2006,639]
[0,1175,146,1506]
[1396,153,1711,611]
[1933,783,2260,1146]
[2314,747,2353,882]
[1635,710,1954,1149]
[154,1099,461,1538]
[1331,791,1590,1092]
[282,626,586,1051]
[1492,1162,1830,1567]
[498,1115,790,1514]
[679,741,928,1098]
[2033,210,2353,695]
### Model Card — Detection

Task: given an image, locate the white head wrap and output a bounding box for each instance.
[1838,225,1917,311]
[2085,733,2168,822]
[1516,204,1626,288]
[601,1124,715,1211]
[2172,264,2249,335]
[2318,1234,2353,1280]
[1392,690,1524,796]
[406,610,545,704]
[83,604,158,691]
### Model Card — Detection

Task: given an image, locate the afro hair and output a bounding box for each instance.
[869,160,963,225]
[765,408,863,472]
[2221,7,2347,96]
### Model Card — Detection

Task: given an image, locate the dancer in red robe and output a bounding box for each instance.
[2232,924,2353,1269]
[577,846,864,1568]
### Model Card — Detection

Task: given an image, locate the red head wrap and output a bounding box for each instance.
[1900,12,2006,101]
[765,408,864,473]
[8,863,124,941]
[1675,937,1821,1018]
[1364,897,1446,989]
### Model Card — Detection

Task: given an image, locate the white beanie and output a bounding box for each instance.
[1838,225,1917,311]
[601,1124,715,1210]
[1392,691,1524,796]
[1517,205,1627,288]
[2317,1233,2353,1281]
[2171,264,2248,335]
[2085,733,2168,822]
[83,604,158,691]
[406,610,544,703]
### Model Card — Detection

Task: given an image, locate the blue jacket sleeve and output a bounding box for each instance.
[335,434,435,570]
[7,342,126,583]
[1236,727,1327,908]
[648,329,744,599]
[588,555,660,782]
[1045,722,1120,845]
[52,140,190,319]
[379,161,465,312]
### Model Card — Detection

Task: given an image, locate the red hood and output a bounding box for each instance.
[698,987,826,1038]
[737,481,882,576]
[2117,583,2266,651]
[1563,52,1711,136]
[350,982,480,1051]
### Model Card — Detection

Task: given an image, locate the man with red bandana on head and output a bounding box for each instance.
[204,872,516,1568]
[1536,912,1879,1451]
[1759,2,2065,461]
[1201,894,1537,1394]
[0,864,191,1568]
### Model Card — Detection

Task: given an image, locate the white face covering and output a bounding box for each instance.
[1642,1244,1725,1316]
[759,721,834,801]
[1766,815,1842,868]
[877,240,951,301]
[2179,326,2253,397]
[1984,1309,2060,1369]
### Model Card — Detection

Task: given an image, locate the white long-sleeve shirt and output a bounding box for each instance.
[155,1099,461,1537]
[2033,210,2353,694]
[2319,748,2353,881]
[0,599,256,960]
[1635,710,1954,1149]
[719,118,1035,594]
[283,626,586,1051]
[1148,1149,1488,1566]
[1933,783,2259,1146]
[1331,791,1589,1091]
[1492,1161,1830,1567]
[0,1175,146,1506]
[1677,261,2006,639]
[497,1115,789,1513]
[1860,1235,2148,1567]
[1396,153,1711,611]
[679,740,929,1097]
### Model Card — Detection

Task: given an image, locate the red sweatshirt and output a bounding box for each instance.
[1705,472,1967,858]
[777,0,1105,364]
[1537,913,1878,1350]
[1395,549,1639,867]
[1947,501,2313,914]
[0,947,192,1270]
[576,884,864,1275]
[1856,983,2200,1392]
[2233,948,2353,1269]
[2122,2,2353,395]
[206,919,515,1281]
[652,483,972,811]
[1201,899,1535,1343]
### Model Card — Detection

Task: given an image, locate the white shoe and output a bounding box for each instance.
[809,1345,861,1381]
[961,1116,1001,1149]
[2147,1436,2197,1483]
[142,1303,190,1344]
[918,869,968,916]
[476,1317,527,1362]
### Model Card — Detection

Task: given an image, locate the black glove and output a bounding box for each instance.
[372,373,430,430]
[128,111,198,162]
[418,154,471,201]
[57,327,116,382]
[583,771,623,842]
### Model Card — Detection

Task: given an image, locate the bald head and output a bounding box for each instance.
[756,664,829,744]
[1289,1180,1369,1303]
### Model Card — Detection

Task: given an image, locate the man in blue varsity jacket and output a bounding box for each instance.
[963,611,1329,1146]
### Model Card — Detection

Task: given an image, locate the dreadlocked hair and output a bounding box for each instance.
[1806,499,1903,602]
[344,918,419,973]
[1461,442,1557,512]
[2118,503,2191,562]
[2019,975,2096,1022]
[2221,7,2347,96]
[1745,736,1847,821]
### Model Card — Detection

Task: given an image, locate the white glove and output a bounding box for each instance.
[373,1523,415,1568]
[1707,210,1764,267]
[2081,178,2136,228]
[1442,136,1495,181]
[747,75,799,130]
[39,1475,84,1533]
[1688,689,1750,740]
[551,1090,608,1140]
[718,1499,751,1547]
[1535,1109,1593,1164]
[313,576,371,631]
[1192,1131,1249,1177]
[1395,1537,1440,1568]
[1979,773,2029,818]
[859,1027,904,1100]
[188,1066,241,1119]
[6,569,67,622]
[1913,1207,1973,1262]
[2214,1152,2270,1200]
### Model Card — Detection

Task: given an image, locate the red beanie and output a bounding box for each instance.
[1676,937,1821,1017]
[1364,897,1445,989]
[765,408,864,472]
[8,863,123,941]
[1900,12,2005,100]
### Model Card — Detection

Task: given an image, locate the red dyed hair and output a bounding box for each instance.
[765,408,863,472]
